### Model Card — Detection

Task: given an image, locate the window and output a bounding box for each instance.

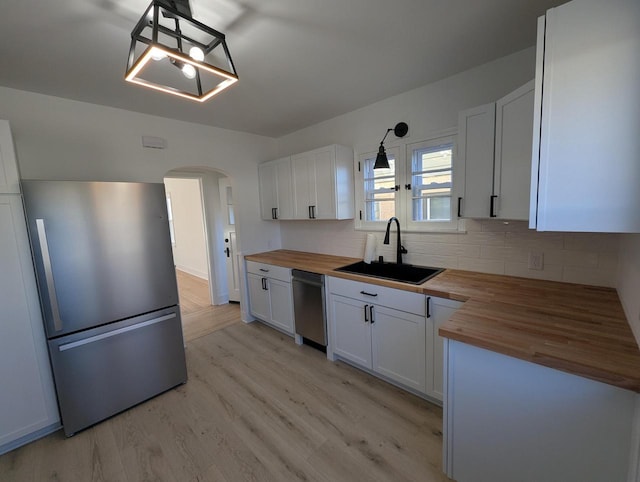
[410,139,453,222]
[355,131,460,232]
[363,155,396,221]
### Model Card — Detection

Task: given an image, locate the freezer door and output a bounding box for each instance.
[22,181,178,338]
[47,307,187,436]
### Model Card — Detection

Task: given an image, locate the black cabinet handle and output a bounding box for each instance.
[369,305,375,324]
[259,268,269,273]
[261,278,266,290]
[490,195,497,218]
[225,247,230,257]
[271,207,276,219]
[426,297,431,318]
[274,207,278,220]
[457,197,462,217]
[308,206,312,219]
[360,291,378,297]
[311,206,317,219]
[364,304,369,322]
[405,184,411,190]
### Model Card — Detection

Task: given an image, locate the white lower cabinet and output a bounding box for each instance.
[0,194,59,453]
[246,261,294,335]
[425,296,463,400]
[327,277,454,397]
[371,305,426,393]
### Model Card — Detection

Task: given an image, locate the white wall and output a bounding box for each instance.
[164,177,208,280]
[0,86,281,257]
[0,85,281,319]
[618,234,640,345]
[274,48,621,288]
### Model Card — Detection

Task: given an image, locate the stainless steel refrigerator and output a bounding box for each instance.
[22,180,188,436]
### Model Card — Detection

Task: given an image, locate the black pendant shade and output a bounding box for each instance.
[373,122,409,169]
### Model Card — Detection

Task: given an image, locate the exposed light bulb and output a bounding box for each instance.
[150,48,166,61]
[182,64,197,79]
[189,47,205,62]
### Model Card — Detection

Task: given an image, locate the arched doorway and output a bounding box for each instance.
[164,167,241,341]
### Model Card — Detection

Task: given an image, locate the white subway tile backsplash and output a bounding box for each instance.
[505,261,563,281]
[562,266,617,287]
[505,232,564,249]
[279,220,620,287]
[544,249,598,267]
[458,257,505,275]
[564,233,620,252]
[458,232,506,246]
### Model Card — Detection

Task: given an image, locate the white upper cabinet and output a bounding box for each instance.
[493,81,535,221]
[258,157,293,220]
[530,0,640,232]
[0,120,21,194]
[458,103,496,219]
[458,81,534,220]
[260,144,354,221]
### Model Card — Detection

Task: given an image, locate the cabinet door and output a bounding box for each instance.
[0,121,20,194]
[258,162,278,220]
[0,195,59,448]
[494,81,534,221]
[258,158,293,221]
[247,273,270,322]
[426,296,463,401]
[274,158,293,220]
[328,294,372,369]
[532,0,640,232]
[291,153,314,219]
[267,278,294,335]
[311,147,337,219]
[371,305,426,393]
[458,104,496,218]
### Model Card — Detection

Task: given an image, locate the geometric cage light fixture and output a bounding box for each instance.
[125,0,238,102]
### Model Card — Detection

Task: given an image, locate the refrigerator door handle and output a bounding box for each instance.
[58,313,177,352]
[36,218,63,332]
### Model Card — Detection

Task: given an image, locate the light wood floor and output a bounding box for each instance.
[176,269,240,342]
[0,320,450,482]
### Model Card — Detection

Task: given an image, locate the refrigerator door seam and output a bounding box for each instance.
[58,313,177,352]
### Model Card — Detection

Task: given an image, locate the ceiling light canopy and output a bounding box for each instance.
[374,122,409,169]
[125,0,238,102]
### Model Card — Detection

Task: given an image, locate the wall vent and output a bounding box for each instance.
[142,136,167,149]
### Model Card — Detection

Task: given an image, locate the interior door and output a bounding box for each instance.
[219,178,240,302]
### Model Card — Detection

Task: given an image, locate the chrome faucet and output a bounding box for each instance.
[383,216,408,264]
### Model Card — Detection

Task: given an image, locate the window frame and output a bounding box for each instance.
[354,129,463,233]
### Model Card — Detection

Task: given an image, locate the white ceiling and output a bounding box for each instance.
[0,0,565,138]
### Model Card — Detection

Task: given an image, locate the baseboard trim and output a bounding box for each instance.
[0,422,61,456]
[175,265,208,280]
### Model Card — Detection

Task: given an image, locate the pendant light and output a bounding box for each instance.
[125,0,238,102]
[374,122,409,169]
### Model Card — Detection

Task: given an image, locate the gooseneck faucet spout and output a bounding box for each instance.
[383,216,408,265]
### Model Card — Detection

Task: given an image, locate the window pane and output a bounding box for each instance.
[364,156,396,221]
[411,142,453,222]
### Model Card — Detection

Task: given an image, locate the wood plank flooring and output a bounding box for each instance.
[176,270,211,315]
[176,269,240,342]
[0,320,450,482]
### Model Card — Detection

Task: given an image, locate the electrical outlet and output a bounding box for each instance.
[528,251,544,270]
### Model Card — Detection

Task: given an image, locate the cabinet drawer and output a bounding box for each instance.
[327,276,425,316]
[246,260,291,283]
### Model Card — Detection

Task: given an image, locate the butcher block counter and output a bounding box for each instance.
[245,249,640,392]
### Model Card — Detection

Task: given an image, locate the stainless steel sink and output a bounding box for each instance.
[335,261,443,285]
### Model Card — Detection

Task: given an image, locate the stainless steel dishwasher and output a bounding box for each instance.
[291,269,326,350]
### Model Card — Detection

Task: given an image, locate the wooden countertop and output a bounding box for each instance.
[245,250,640,392]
